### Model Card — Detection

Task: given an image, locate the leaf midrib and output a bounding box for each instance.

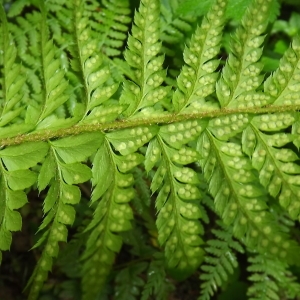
[0,104,299,147]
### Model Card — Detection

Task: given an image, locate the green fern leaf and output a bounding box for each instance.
[82,139,136,299]
[146,122,206,274]
[27,3,70,127]
[141,252,175,300]
[26,133,101,299]
[197,131,300,263]
[247,254,300,300]
[71,0,121,122]
[96,0,131,57]
[199,222,244,300]
[216,0,274,108]
[120,0,169,116]
[160,1,195,47]
[0,142,48,263]
[242,113,300,221]
[7,0,31,17]
[107,126,159,155]
[114,262,148,300]
[173,0,227,113]
[0,5,27,127]
[0,141,48,170]
[264,37,300,106]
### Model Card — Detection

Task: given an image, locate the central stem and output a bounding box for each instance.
[0,104,298,147]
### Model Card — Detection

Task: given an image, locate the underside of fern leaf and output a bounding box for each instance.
[1,0,300,299]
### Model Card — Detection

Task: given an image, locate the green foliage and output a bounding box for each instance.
[113,262,148,300]
[199,222,244,300]
[0,0,300,299]
[141,253,175,300]
[175,0,280,21]
[247,254,300,300]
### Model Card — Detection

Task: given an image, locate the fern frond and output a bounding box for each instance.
[242,113,300,221]
[216,0,274,108]
[132,167,158,235]
[133,167,151,209]
[141,252,175,300]
[95,0,131,57]
[199,222,244,300]
[86,0,133,82]
[71,0,121,122]
[173,0,226,113]
[160,0,196,51]
[264,36,300,106]
[22,3,72,129]
[26,133,100,299]
[159,1,197,87]
[8,7,45,107]
[81,126,157,299]
[113,262,147,300]
[160,13,194,47]
[0,6,25,120]
[8,10,41,67]
[197,132,300,263]
[6,0,32,18]
[0,142,48,264]
[238,35,300,221]
[0,5,31,135]
[120,0,170,117]
[146,120,206,274]
[247,254,300,300]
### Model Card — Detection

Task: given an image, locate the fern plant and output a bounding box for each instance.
[1,0,300,299]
